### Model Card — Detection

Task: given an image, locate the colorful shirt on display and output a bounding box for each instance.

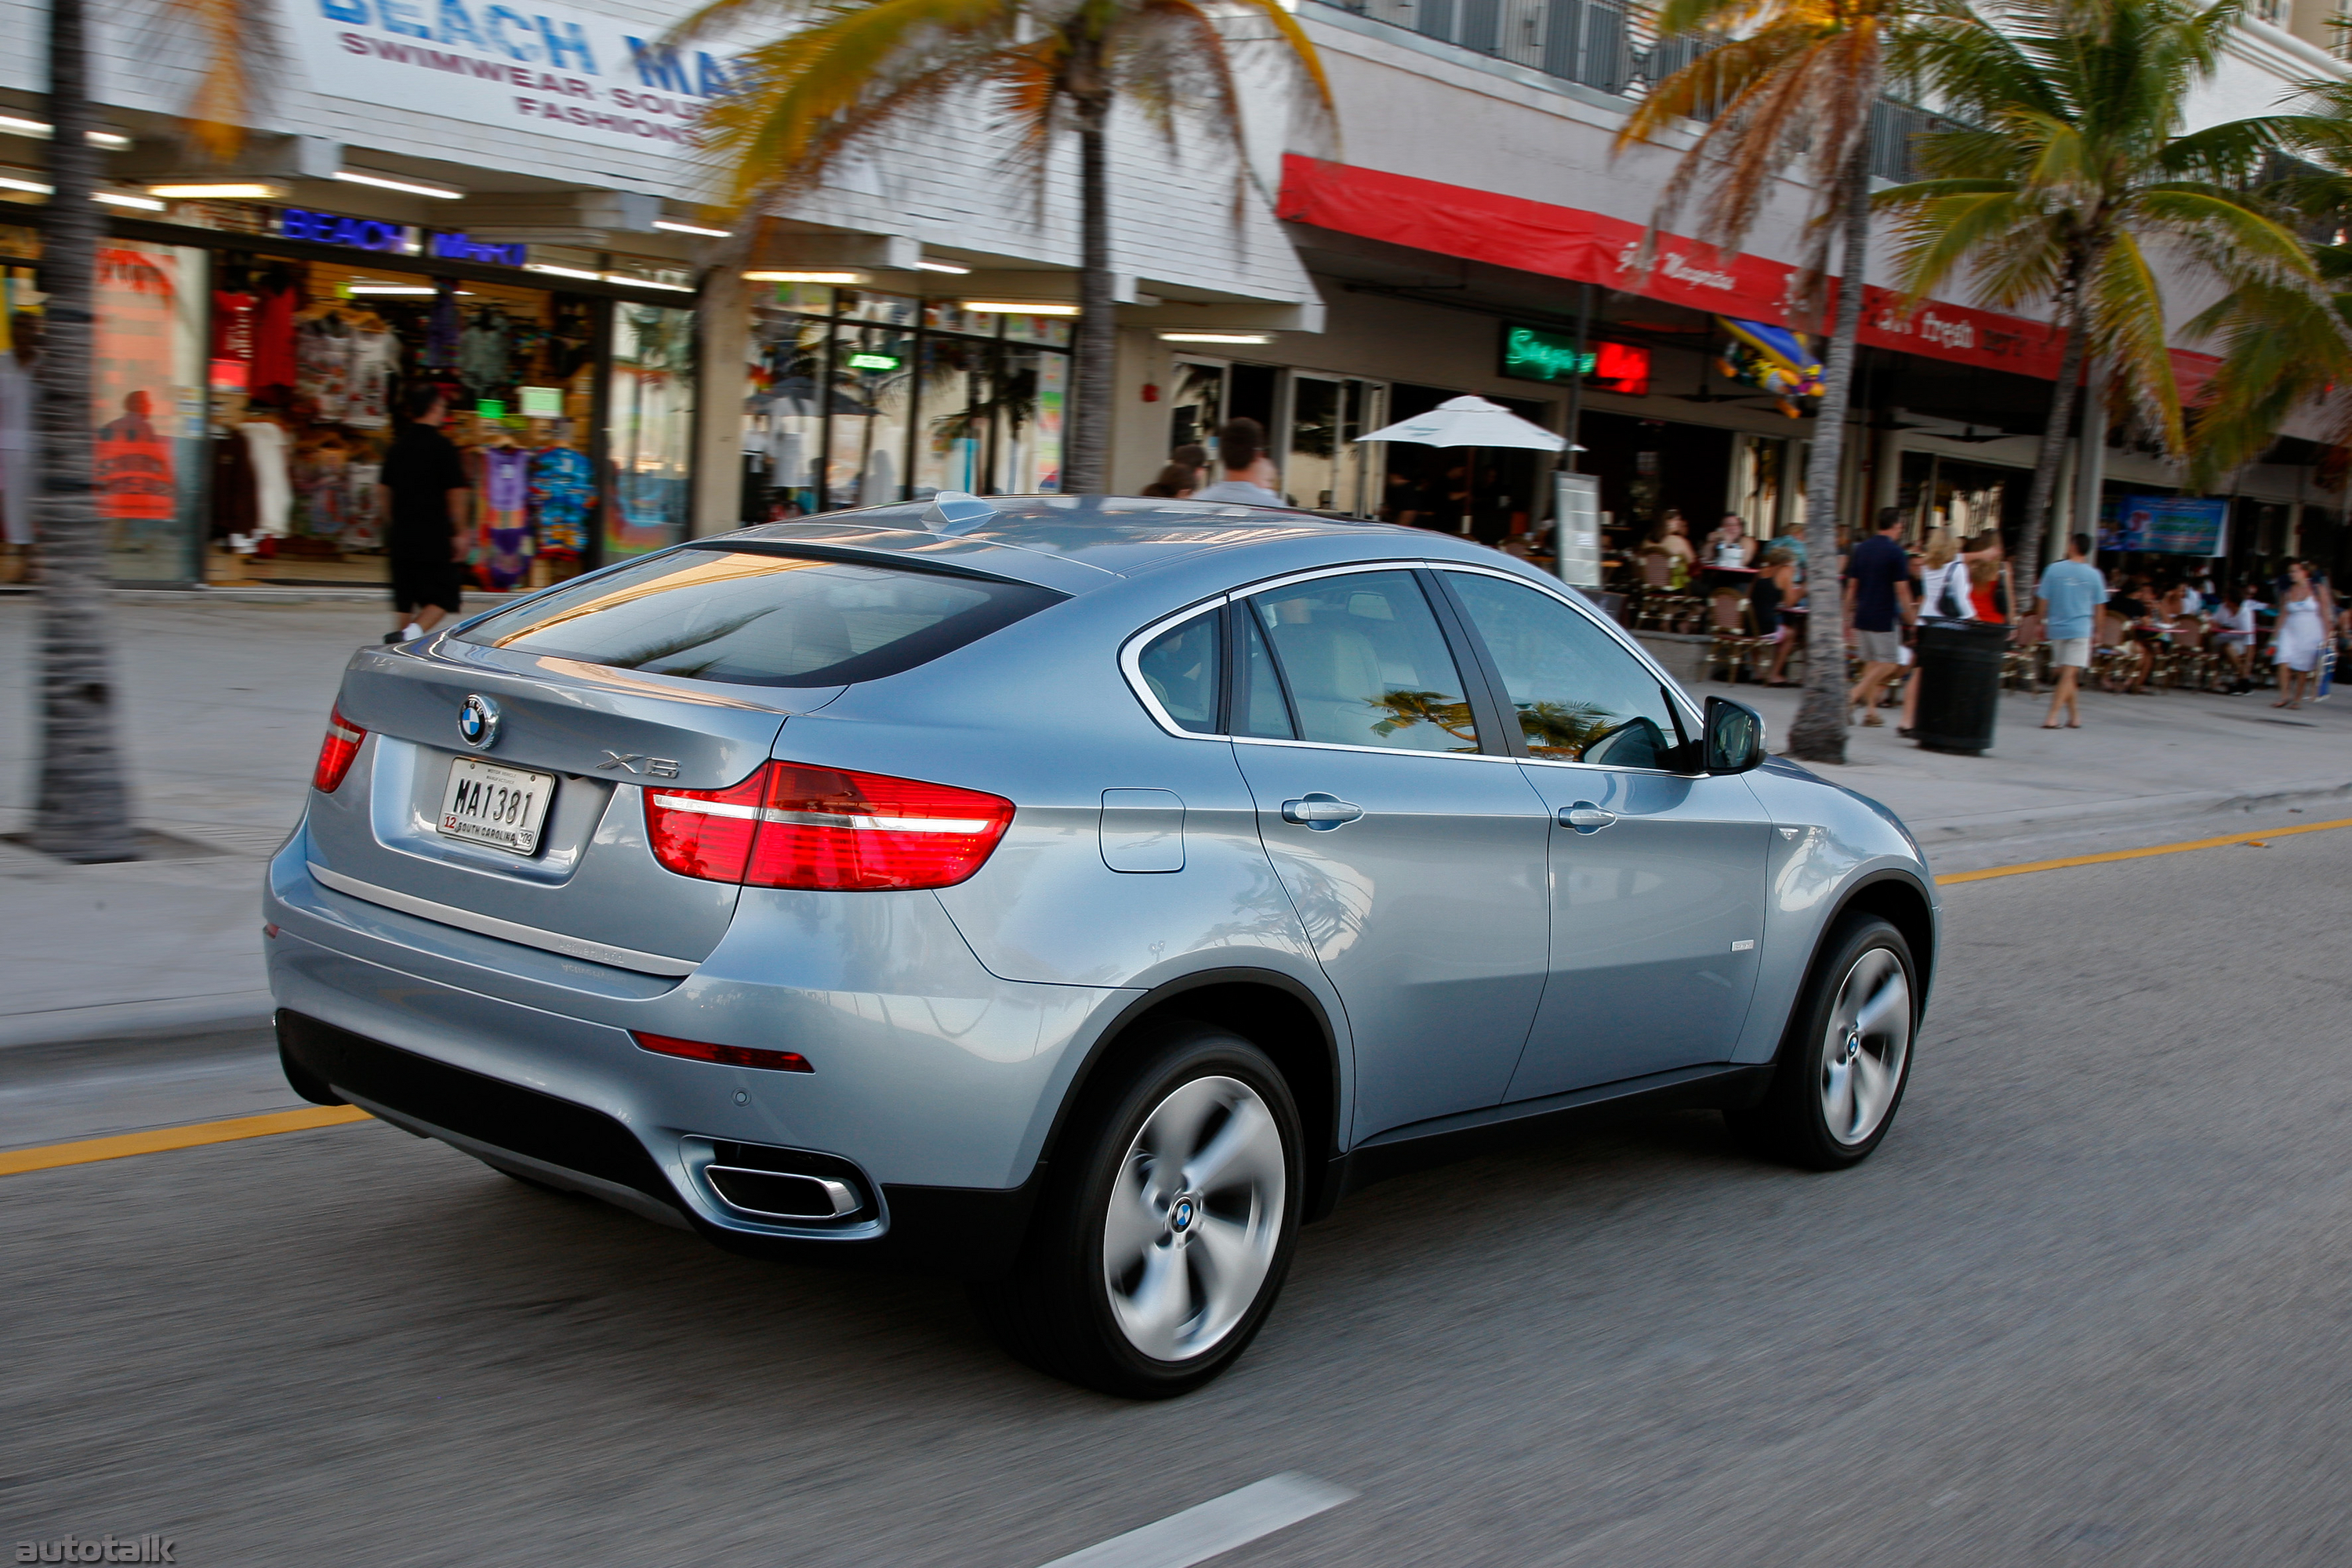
[483,445,531,515]
[211,292,256,367]
[298,317,352,421]
[252,287,299,399]
[528,445,593,557]
[346,331,397,429]
[343,459,383,550]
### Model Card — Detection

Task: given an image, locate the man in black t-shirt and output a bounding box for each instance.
[378,385,473,643]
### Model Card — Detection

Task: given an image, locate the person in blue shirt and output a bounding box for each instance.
[2036,532,2110,729]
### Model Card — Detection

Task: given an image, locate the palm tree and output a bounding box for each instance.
[2181,84,2352,485]
[1618,0,1908,764]
[32,0,270,862]
[666,0,1333,495]
[1879,0,2322,597]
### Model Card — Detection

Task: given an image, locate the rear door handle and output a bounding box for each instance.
[1559,804,1617,833]
[1281,793,1364,829]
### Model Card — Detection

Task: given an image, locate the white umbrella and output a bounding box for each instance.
[1356,394,1567,536]
[1356,394,1568,452]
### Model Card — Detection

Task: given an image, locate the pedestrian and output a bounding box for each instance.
[1753,546,1802,685]
[1192,419,1284,506]
[1708,513,1758,568]
[2270,560,2331,709]
[1645,510,1697,588]
[1844,506,1915,727]
[378,384,472,644]
[2210,585,2259,692]
[2035,532,2108,729]
[1916,528,1966,619]
[1138,463,1198,499]
[1899,529,1964,735]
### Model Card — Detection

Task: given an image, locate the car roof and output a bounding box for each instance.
[713,495,1509,593]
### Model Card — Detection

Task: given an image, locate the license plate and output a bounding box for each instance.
[438,757,554,855]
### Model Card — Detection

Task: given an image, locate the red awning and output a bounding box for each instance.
[1279,156,2104,384]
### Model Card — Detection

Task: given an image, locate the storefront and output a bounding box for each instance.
[0,199,698,589]
[742,284,1070,517]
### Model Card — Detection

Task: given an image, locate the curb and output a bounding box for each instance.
[0,993,275,1051]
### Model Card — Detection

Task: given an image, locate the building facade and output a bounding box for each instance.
[0,0,2339,590]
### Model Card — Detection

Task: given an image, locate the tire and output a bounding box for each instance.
[972,1022,1302,1399]
[1729,914,1917,1171]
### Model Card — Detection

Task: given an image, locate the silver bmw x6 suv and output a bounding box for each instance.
[269,493,1937,1396]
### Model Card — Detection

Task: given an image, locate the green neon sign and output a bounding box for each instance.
[1501,324,1595,384]
[846,352,901,372]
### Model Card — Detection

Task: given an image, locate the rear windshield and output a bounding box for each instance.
[456,548,1065,688]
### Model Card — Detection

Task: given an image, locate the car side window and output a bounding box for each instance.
[1247,571,1480,753]
[1446,572,1686,767]
[1135,612,1220,733]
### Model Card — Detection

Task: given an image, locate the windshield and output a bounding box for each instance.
[456,548,1065,687]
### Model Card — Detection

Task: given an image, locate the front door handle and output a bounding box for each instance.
[1281,793,1364,830]
[1559,803,1617,834]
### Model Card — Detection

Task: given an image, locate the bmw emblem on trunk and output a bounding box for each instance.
[457,694,500,749]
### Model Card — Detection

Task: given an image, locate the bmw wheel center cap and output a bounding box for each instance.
[458,694,500,749]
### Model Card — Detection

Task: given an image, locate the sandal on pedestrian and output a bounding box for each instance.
[1861,712,1883,728]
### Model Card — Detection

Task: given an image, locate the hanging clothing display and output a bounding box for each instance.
[251,282,299,400]
[423,284,460,370]
[212,290,256,370]
[459,311,513,399]
[528,444,593,559]
[238,420,292,538]
[343,459,383,550]
[477,443,532,590]
[346,328,397,429]
[297,315,353,421]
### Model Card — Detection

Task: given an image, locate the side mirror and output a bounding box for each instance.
[1704,695,1766,774]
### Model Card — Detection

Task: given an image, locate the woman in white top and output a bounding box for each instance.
[1708,514,1759,568]
[2270,561,2332,708]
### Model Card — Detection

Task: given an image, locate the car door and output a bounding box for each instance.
[1433,568,1773,1099]
[1226,567,1552,1140]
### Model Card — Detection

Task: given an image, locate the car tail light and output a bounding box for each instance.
[633,1031,813,1073]
[313,706,366,793]
[646,760,1013,891]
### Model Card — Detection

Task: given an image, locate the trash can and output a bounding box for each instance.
[1912,619,2008,755]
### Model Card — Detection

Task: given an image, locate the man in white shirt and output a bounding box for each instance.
[1190,418,1285,506]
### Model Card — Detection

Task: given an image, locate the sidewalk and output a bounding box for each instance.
[5,596,2348,1047]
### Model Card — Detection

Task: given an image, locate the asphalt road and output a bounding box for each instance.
[5,825,2350,1566]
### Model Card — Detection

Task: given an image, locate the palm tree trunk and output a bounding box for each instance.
[30,0,136,863]
[1786,147,1873,764]
[2017,267,2090,603]
[1064,95,1114,495]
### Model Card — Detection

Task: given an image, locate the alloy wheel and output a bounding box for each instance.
[1820,946,1911,1146]
[1102,1075,1287,1362]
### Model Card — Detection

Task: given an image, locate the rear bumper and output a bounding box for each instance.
[278,1008,1044,1276]
[266,824,1127,1276]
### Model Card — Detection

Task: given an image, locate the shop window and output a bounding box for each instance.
[95,243,209,583]
[827,321,914,506]
[603,303,697,561]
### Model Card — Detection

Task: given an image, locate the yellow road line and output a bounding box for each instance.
[3,816,2344,1173]
[1937,815,2352,885]
[0,1104,372,1177]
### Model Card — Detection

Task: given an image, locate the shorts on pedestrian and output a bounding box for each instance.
[2050,636,2091,669]
[390,551,463,616]
[1854,627,1901,664]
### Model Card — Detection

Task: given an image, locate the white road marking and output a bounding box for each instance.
[1034,1472,1355,1568]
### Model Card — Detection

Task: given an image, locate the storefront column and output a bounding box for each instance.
[693,266,747,538]
[2067,357,2108,559]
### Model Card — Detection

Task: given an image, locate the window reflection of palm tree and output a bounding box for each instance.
[1367,689,1479,750]
[1514,699,1618,760]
